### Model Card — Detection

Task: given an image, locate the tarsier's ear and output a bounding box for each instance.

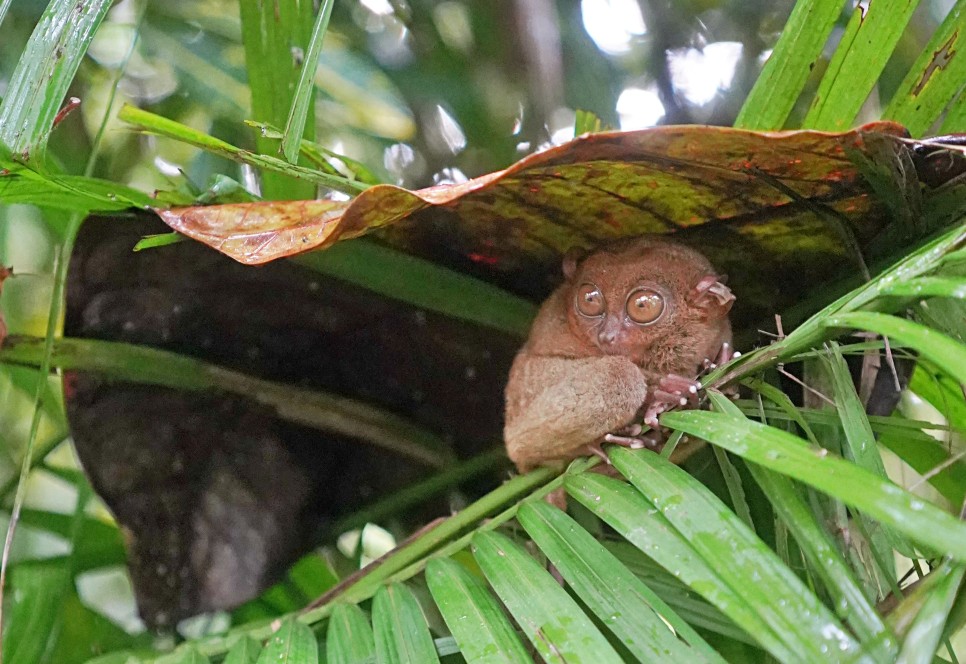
[562,247,585,280]
[690,274,735,318]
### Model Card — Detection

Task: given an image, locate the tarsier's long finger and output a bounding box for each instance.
[612,423,643,437]
[659,373,700,394]
[643,403,667,429]
[715,342,742,366]
[603,432,656,450]
[653,389,688,407]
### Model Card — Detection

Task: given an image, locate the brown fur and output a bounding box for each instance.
[504,236,733,471]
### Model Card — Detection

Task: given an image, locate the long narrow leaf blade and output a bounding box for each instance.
[825,312,966,384]
[707,390,897,656]
[606,447,859,661]
[883,1,966,137]
[824,342,916,560]
[516,500,725,664]
[238,0,316,199]
[223,636,261,664]
[895,564,965,664]
[326,603,376,664]
[566,473,795,661]
[471,530,623,664]
[660,410,966,560]
[425,558,531,664]
[735,0,844,129]
[371,583,440,664]
[282,0,335,162]
[0,0,113,162]
[804,0,920,130]
[256,618,317,664]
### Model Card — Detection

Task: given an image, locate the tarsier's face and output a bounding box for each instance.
[564,239,732,365]
[567,271,674,359]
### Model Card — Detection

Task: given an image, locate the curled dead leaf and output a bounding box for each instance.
[157,122,966,327]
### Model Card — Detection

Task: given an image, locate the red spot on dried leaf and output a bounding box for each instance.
[467,252,499,266]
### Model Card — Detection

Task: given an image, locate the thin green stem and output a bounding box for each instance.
[118,105,366,194]
[324,448,511,539]
[0,336,455,468]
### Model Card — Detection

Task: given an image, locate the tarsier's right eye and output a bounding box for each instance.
[575,283,605,317]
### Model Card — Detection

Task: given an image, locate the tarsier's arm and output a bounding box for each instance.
[503,351,647,472]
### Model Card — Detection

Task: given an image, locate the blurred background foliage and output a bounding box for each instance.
[1,0,966,662]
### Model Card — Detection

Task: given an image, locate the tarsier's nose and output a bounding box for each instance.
[598,326,618,346]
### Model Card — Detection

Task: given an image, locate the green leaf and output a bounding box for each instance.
[804,0,920,130]
[660,410,966,560]
[371,583,440,664]
[46,590,151,664]
[282,0,335,163]
[878,428,966,506]
[750,465,898,659]
[823,342,916,559]
[133,233,186,252]
[516,501,725,664]
[471,530,623,664]
[908,364,966,434]
[709,445,755,532]
[605,447,860,661]
[2,562,69,664]
[0,160,156,212]
[882,276,966,299]
[735,0,844,129]
[157,648,210,664]
[574,109,604,135]
[117,105,364,195]
[17,508,126,572]
[566,473,794,661]
[0,0,113,163]
[896,563,965,664]
[238,0,316,200]
[602,541,754,644]
[742,377,820,444]
[325,603,375,664]
[256,617,318,664]
[884,1,966,137]
[223,636,261,664]
[708,392,898,658]
[824,312,966,385]
[425,557,531,664]
[940,87,966,132]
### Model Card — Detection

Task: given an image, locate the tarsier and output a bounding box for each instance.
[504,236,735,471]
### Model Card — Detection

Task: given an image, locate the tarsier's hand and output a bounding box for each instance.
[643,373,701,429]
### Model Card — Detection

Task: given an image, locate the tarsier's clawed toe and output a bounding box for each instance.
[702,342,742,372]
[644,373,702,428]
[603,430,661,449]
[587,427,662,463]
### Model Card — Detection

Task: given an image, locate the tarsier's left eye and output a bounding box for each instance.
[626,288,665,324]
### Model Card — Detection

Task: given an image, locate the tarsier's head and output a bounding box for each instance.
[563,236,734,366]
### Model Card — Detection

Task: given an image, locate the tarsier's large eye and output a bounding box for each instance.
[575,283,605,317]
[626,288,665,324]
